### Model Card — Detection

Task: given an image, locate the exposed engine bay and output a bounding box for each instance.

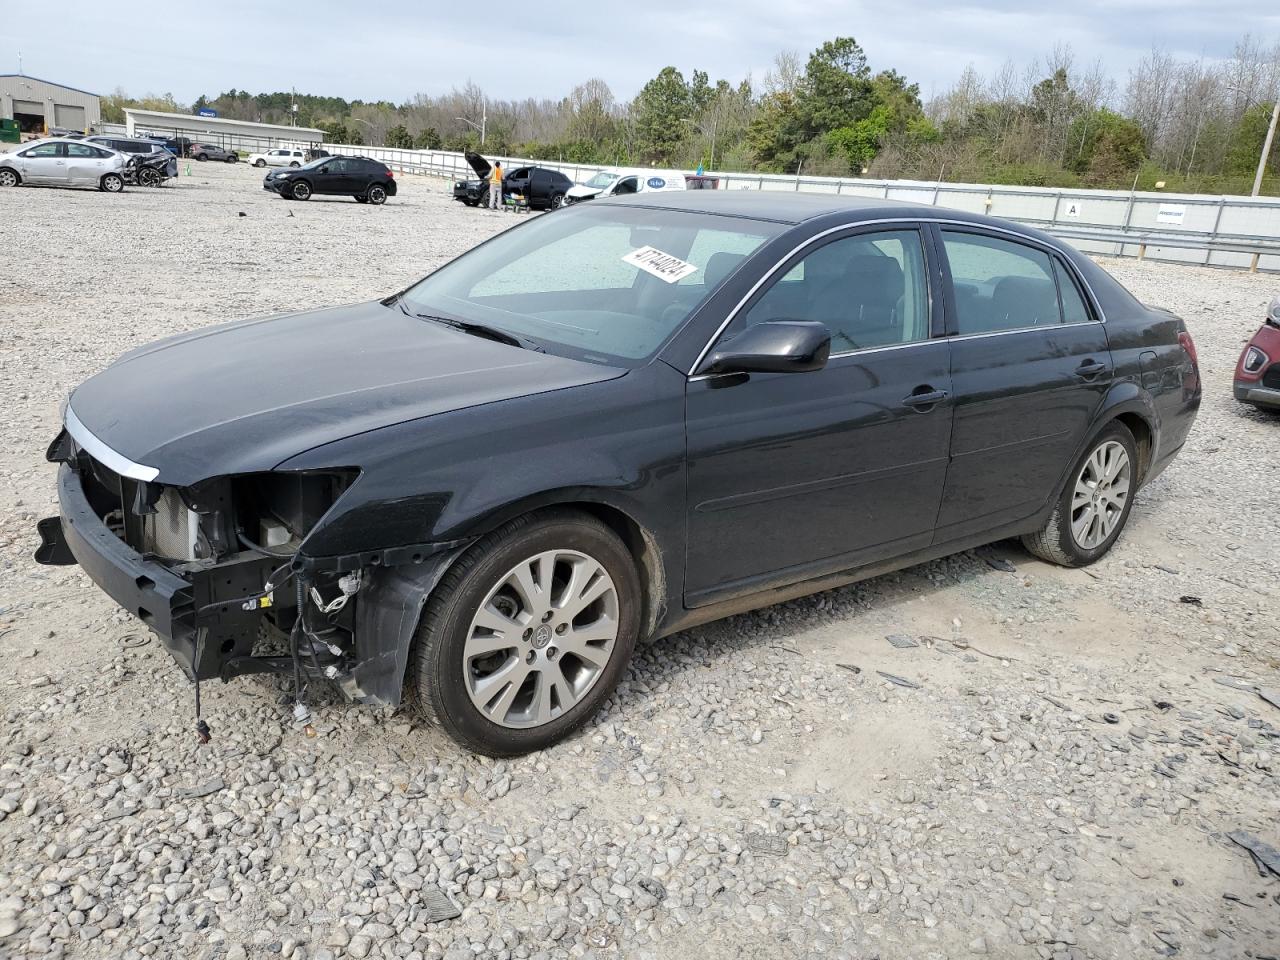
[37,428,463,739]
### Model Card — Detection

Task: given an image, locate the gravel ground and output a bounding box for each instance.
[0,163,1278,960]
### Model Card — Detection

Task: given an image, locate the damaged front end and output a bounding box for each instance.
[35,423,462,711]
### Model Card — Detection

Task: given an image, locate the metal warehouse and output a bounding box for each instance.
[0,74,101,135]
[124,108,324,152]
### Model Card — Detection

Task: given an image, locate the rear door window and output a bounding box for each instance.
[940,231,1062,333]
[1055,261,1092,324]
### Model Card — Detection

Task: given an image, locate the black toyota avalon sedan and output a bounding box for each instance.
[36,192,1200,756]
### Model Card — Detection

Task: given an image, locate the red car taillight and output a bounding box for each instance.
[386,169,394,178]
[1178,331,1198,365]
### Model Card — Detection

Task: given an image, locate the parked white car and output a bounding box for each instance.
[248,147,307,168]
[0,138,128,192]
[564,168,686,205]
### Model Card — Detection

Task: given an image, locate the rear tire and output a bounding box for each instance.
[100,173,124,193]
[225,155,238,163]
[410,510,641,756]
[550,192,564,209]
[366,184,387,205]
[289,161,300,168]
[195,154,207,161]
[1022,422,1138,567]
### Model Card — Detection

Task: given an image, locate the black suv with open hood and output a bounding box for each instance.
[452,151,573,210]
[36,192,1199,757]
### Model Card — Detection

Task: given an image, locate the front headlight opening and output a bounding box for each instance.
[1243,346,1269,374]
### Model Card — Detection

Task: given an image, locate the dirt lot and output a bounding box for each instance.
[0,162,1277,960]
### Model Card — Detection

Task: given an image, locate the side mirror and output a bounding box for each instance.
[1268,295,1280,326]
[701,320,831,376]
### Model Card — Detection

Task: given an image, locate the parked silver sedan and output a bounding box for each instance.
[0,138,128,192]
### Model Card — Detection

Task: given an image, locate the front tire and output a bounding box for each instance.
[290,181,311,201]
[410,510,641,756]
[100,173,124,193]
[225,155,238,163]
[0,169,19,187]
[195,154,207,161]
[253,159,266,167]
[1022,422,1138,567]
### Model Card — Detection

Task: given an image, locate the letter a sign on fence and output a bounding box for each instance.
[1063,201,1082,218]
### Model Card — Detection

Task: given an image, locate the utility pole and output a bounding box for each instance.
[1253,98,1279,197]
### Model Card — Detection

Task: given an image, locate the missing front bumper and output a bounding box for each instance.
[42,463,275,682]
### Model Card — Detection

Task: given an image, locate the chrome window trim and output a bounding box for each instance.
[64,405,160,482]
[686,215,1109,377]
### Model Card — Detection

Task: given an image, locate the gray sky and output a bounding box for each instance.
[3,1,1277,105]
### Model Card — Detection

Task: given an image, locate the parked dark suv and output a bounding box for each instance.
[190,143,238,163]
[453,152,573,209]
[35,193,1200,757]
[263,156,397,204]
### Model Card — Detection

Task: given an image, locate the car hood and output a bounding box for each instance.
[464,151,491,179]
[566,184,602,198]
[67,300,625,486]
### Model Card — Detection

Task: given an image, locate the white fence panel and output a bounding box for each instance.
[318,143,1280,271]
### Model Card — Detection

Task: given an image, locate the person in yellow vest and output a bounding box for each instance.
[489,161,503,211]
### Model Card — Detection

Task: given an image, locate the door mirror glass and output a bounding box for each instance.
[701,320,831,376]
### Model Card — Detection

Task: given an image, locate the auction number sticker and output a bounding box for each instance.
[622,246,698,283]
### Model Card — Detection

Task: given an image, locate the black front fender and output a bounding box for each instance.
[344,545,468,707]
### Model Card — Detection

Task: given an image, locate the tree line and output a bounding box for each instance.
[100,33,1280,194]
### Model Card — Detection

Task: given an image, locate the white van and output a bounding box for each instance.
[564,168,685,205]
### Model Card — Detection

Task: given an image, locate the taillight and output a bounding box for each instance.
[386,169,394,178]
[1178,331,1198,365]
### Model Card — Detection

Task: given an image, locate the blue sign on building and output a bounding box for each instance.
[197,108,218,118]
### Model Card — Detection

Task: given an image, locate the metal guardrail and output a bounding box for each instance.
[1026,225,1280,272]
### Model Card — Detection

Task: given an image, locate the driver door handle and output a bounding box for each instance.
[1075,358,1108,380]
[902,387,949,411]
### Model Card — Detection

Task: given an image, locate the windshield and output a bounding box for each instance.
[583,172,619,189]
[297,157,329,170]
[398,205,780,366]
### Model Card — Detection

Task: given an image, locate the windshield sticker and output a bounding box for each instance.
[622,246,699,284]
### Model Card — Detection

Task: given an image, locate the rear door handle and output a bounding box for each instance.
[1075,359,1109,380]
[902,387,949,411]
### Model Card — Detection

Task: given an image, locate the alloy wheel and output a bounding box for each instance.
[1070,440,1131,549]
[463,549,619,729]
[0,170,17,187]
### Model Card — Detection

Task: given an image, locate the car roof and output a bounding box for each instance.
[604,189,1062,240]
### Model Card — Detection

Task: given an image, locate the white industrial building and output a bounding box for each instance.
[124,109,324,152]
[0,74,101,134]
